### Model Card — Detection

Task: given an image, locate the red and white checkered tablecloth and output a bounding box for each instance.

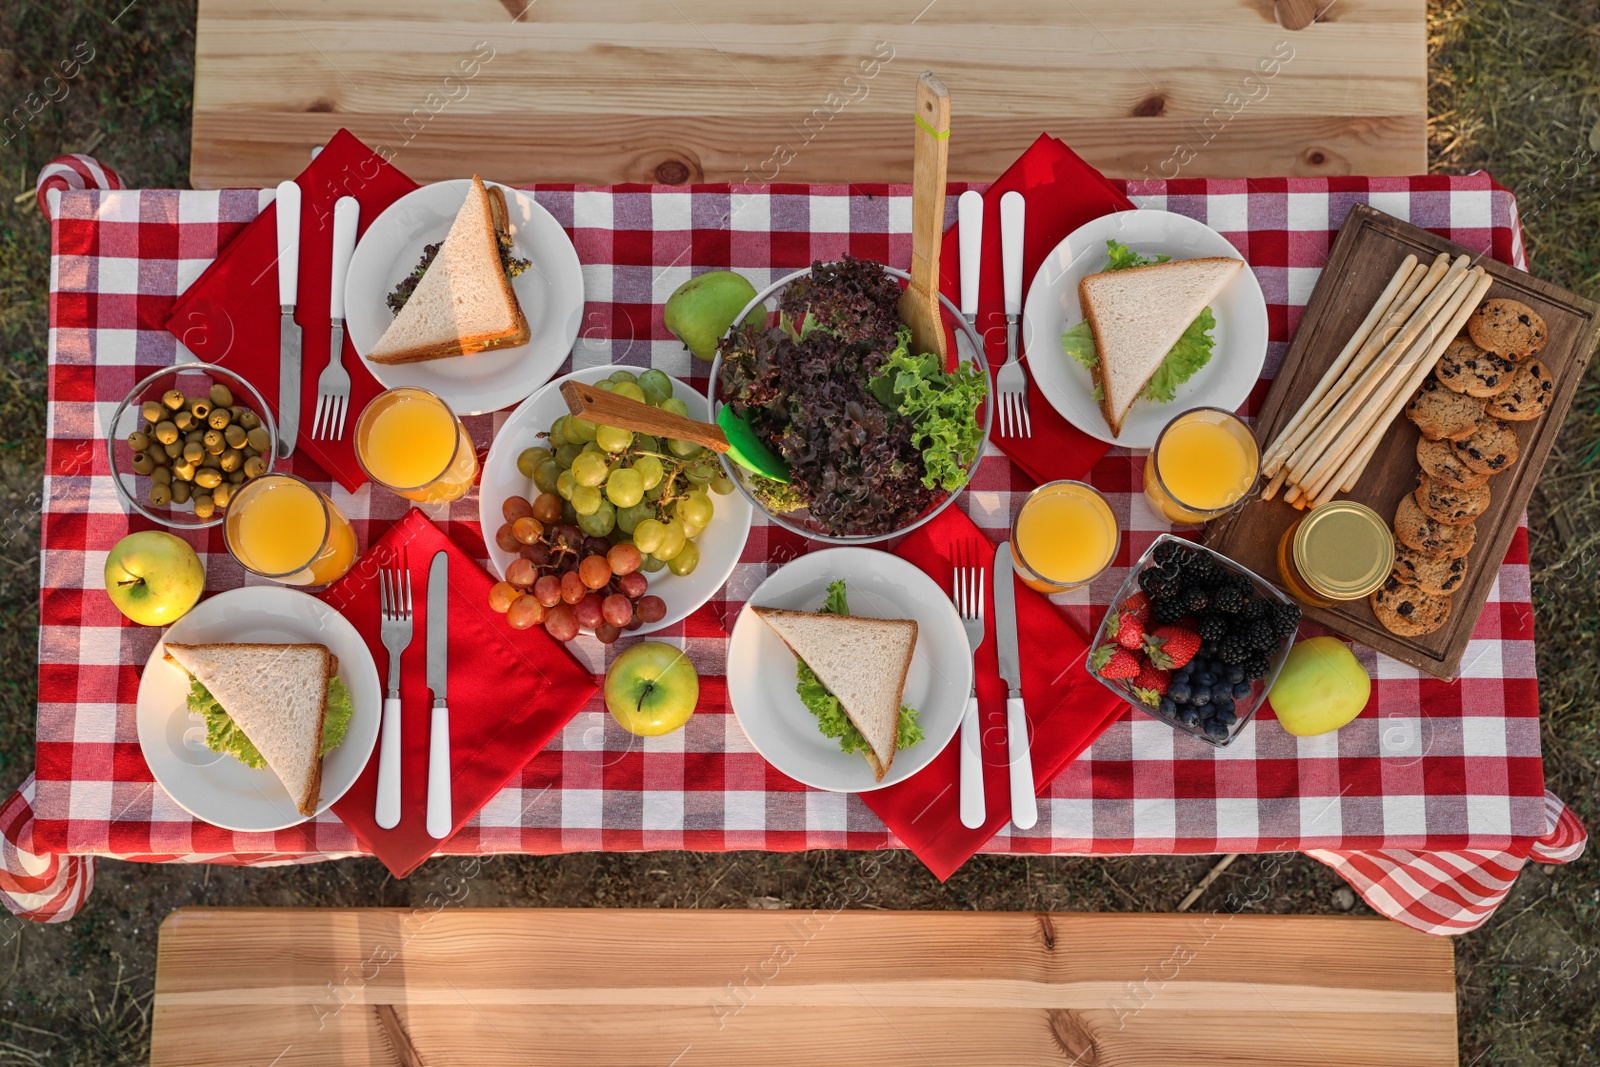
[3,173,1586,933]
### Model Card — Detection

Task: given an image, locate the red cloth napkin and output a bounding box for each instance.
[939,134,1132,486]
[863,504,1126,880]
[322,508,597,877]
[166,129,419,492]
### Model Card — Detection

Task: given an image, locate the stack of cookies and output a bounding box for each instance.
[1373,298,1552,636]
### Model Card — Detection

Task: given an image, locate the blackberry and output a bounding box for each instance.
[1197,615,1229,642]
[1245,619,1277,651]
[1217,636,1252,664]
[1242,655,1272,681]
[1211,584,1247,614]
[1271,602,1302,639]
[1185,554,1222,586]
[1153,597,1188,624]
[1240,597,1270,621]
[1152,540,1186,566]
[1183,587,1210,612]
[1140,573,1178,601]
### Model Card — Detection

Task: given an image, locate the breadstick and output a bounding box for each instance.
[1260,255,1421,475]
[1286,256,1471,485]
[1327,269,1496,499]
[1272,254,1454,479]
[1262,466,1290,501]
[1295,265,1478,498]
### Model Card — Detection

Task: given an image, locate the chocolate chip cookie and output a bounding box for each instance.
[1392,544,1470,597]
[1394,494,1477,559]
[1414,472,1490,526]
[1417,436,1490,491]
[1467,298,1548,359]
[1483,358,1554,422]
[1435,336,1516,397]
[1371,575,1453,637]
[1451,416,1520,475]
[1405,377,1484,441]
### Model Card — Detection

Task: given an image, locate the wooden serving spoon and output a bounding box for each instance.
[559,380,790,483]
[898,71,951,365]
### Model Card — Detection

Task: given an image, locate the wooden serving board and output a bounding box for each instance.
[1206,205,1600,679]
[189,0,1426,187]
[150,907,1458,1066]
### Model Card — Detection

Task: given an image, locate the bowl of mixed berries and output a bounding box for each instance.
[1088,534,1301,746]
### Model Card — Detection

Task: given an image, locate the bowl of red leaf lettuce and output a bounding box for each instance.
[710,257,991,543]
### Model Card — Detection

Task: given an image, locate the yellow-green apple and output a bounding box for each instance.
[105,531,205,626]
[1267,636,1371,737]
[605,641,699,736]
[663,270,764,360]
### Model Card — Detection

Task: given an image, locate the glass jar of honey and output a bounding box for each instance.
[1275,501,1394,608]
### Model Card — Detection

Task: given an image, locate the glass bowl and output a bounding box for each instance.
[705,263,992,545]
[1088,533,1299,748]
[106,363,278,530]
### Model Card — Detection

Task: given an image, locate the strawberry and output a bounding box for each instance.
[1131,659,1171,707]
[1109,607,1147,651]
[1142,625,1201,670]
[1090,643,1140,679]
[1120,591,1152,626]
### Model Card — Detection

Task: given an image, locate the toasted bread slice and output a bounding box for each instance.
[165,642,332,816]
[1079,256,1241,436]
[753,607,916,781]
[367,174,530,365]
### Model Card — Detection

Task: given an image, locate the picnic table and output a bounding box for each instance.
[0,154,1587,934]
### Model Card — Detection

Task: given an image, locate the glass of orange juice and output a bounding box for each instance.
[1143,407,1260,525]
[356,387,478,504]
[1009,480,1120,593]
[224,473,357,586]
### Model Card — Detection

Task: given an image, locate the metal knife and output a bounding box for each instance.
[274,179,303,458]
[957,189,984,353]
[425,550,452,840]
[993,541,1038,830]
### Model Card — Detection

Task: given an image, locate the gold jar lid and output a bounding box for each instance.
[1292,501,1394,600]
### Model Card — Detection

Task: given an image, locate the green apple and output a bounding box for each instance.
[1267,636,1371,737]
[663,270,765,361]
[605,641,699,736]
[105,531,205,626]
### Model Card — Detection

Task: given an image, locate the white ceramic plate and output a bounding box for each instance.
[1020,209,1268,449]
[478,366,754,636]
[726,547,969,793]
[345,179,585,415]
[134,587,381,832]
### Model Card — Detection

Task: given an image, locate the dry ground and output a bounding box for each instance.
[1,1,1598,1062]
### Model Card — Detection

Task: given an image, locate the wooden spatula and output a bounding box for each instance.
[898,72,951,364]
[559,381,790,482]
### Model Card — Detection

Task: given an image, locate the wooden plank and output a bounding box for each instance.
[190,0,1427,187]
[1205,205,1600,679]
[150,907,1457,1065]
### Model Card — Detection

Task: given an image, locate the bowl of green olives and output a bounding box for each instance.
[107,363,278,529]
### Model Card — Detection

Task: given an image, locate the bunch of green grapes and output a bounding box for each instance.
[514,368,735,579]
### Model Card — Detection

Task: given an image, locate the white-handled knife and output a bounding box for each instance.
[993,540,1038,830]
[274,179,303,458]
[999,191,1025,362]
[958,189,984,328]
[425,550,453,839]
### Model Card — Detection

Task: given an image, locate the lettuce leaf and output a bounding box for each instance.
[192,676,354,769]
[794,580,923,755]
[869,326,989,492]
[1059,240,1215,406]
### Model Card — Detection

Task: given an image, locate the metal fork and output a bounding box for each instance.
[312,196,358,442]
[953,553,987,829]
[996,190,1031,438]
[374,556,413,830]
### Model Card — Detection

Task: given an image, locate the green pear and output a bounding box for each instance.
[664,270,765,361]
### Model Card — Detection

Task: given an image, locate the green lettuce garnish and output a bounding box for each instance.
[191,676,353,770]
[868,326,989,492]
[795,579,923,755]
[1061,239,1216,404]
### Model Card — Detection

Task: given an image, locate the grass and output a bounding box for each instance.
[1,0,1599,1062]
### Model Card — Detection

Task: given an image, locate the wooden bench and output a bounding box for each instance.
[151,907,1458,1065]
[191,0,1427,187]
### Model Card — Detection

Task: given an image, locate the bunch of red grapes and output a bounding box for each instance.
[489,492,667,643]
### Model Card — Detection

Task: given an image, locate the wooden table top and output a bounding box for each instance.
[190,0,1427,188]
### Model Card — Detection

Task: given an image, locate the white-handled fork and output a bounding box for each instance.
[375,556,412,830]
[995,191,1031,438]
[312,196,358,441]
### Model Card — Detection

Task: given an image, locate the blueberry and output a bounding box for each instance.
[1232,682,1253,700]
[1198,703,1216,719]
[1213,696,1234,714]
[1191,689,1210,707]
[1226,666,1245,684]
[1211,683,1232,703]
[1179,709,1201,728]
[1214,708,1237,727]
[1196,672,1215,687]
[1204,720,1229,739]
[1168,682,1192,703]
[1158,698,1176,717]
